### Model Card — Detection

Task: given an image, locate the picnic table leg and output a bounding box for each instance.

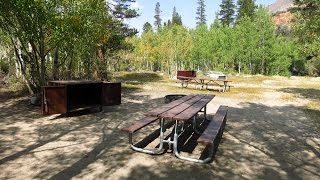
[198,105,208,121]
[223,82,227,92]
[181,80,188,88]
[192,115,202,134]
[129,118,165,154]
[172,120,214,163]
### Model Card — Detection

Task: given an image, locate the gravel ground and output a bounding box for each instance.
[0,79,319,180]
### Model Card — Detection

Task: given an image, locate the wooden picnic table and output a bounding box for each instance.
[177,76,232,92]
[146,94,214,162]
[122,94,228,163]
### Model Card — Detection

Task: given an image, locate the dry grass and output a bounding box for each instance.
[304,101,320,130]
[1,72,320,179]
[229,75,273,84]
[280,93,298,102]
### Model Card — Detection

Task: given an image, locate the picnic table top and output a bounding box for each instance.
[145,94,214,121]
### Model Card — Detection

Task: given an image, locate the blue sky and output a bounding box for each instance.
[127,0,276,33]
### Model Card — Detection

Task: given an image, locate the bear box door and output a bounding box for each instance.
[42,86,67,115]
[102,82,121,106]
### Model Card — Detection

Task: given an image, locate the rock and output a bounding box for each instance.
[30,94,41,106]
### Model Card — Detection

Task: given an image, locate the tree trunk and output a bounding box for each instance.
[12,39,36,94]
[238,60,241,75]
[39,32,46,88]
[52,47,59,80]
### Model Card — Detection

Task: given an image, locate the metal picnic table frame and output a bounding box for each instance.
[177,76,231,92]
[128,94,215,163]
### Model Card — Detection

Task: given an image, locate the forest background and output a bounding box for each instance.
[0,0,319,94]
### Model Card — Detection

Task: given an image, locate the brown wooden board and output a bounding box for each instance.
[121,116,159,133]
[177,70,196,79]
[157,94,205,120]
[197,106,228,144]
[145,94,196,117]
[102,82,121,106]
[42,86,67,115]
[49,80,102,85]
[173,95,215,121]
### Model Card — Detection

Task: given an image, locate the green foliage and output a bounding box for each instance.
[0,59,9,74]
[172,7,183,26]
[0,0,138,93]
[292,0,320,76]
[143,22,153,33]
[124,7,297,76]
[236,0,256,21]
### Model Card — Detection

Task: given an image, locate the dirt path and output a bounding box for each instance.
[0,83,319,179]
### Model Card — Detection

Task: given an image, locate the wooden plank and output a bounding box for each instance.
[173,95,215,121]
[49,80,102,85]
[43,86,67,115]
[145,94,196,117]
[102,82,121,106]
[158,94,206,119]
[197,106,228,144]
[177,76,196,80]
[121,116,159,133]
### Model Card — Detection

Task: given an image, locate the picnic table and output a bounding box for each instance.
[177,76,232,92]
[122,94,228,163]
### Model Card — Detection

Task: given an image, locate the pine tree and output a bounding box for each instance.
[142,22,152,33]
[236,0,256,20]
[167,20,172,27]
[172,7,182,26]
[211,12,220,28]
[154,2,162,31]
[196,0,207,25]
[219,0,236,27]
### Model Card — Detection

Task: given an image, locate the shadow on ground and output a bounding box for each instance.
[279,87,320,129]
[279,87,320,101]
[115,102,320,180]
[0,90,320,179]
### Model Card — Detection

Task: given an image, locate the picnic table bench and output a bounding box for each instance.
[176,76,232,92]
[122,94,228,163]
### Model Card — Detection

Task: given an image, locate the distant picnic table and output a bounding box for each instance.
[177,76,232,92]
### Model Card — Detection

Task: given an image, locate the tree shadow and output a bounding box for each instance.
[278,87,320,129]
[1,87,320,179]
[119,102,320,179]
[279,87,320,101]
[223,102,320,179]
[0,84,167,179]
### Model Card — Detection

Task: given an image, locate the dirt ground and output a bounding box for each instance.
[0,76,319,180]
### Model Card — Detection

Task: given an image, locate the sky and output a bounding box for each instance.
[127,0,276,33]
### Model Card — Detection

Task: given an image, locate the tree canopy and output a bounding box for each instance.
[0,0,138,93]
[0,0,319,96]
[291,0,320,76]
[237,0,256,21]
[123,7,298,77]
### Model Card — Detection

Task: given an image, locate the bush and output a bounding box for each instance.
[306,58,320,77]
[0,59,9,74]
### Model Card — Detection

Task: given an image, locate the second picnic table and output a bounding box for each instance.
[177,76,232,92]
